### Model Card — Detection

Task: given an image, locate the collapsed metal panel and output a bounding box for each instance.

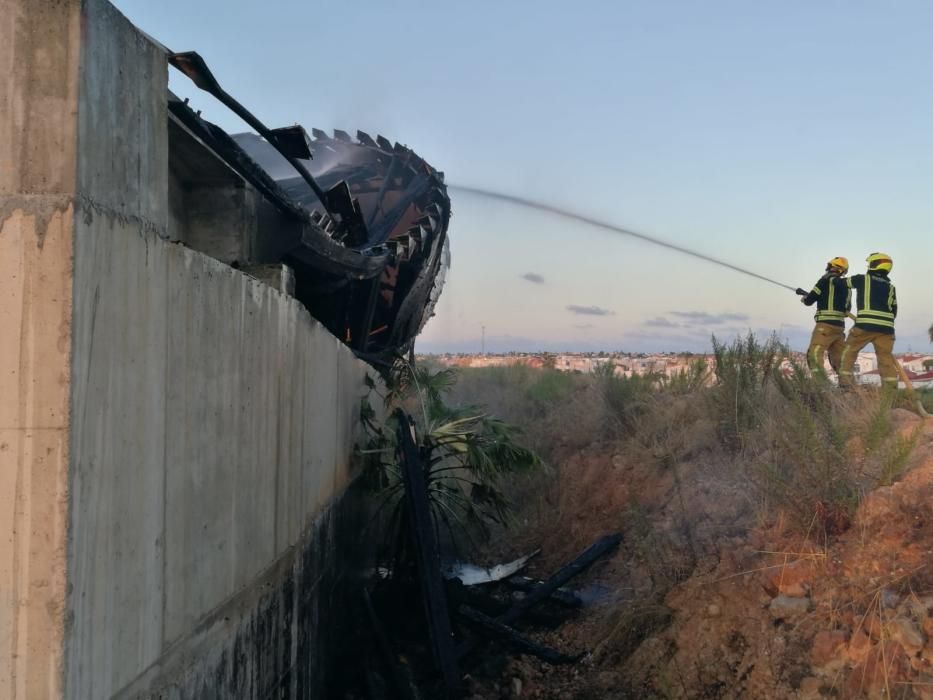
[166,52,450,366]
[233,131,451,359]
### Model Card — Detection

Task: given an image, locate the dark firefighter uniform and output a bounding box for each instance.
[839,253,898,388]
[801,270,851,375]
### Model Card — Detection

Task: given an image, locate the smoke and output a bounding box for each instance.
[448,185,796,293]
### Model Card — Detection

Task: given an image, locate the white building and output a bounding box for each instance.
[853,352,877,374]
[900,354,933,373]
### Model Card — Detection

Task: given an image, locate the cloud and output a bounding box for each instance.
[669,311,750,325]
[573,323,595,329]
[520,272,546,285]
[643,317,679,328]
[567,304,615,317]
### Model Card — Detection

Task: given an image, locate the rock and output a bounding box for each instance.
[799,676,823,699]
[707,604,721,617]
[810,630,848,670]
[769,595,811,619]
[762,560,814,598]
[918,675,933,700]
[846,629,872,664]
[888,616,926,655]
[912,654,931,673]
[867,610,894,640]
[857,488,899,529]
[891,407,923,435]
[846,643,911,698]
[511,677,522,697]
[881,587,901,610]
[594,672,622,692]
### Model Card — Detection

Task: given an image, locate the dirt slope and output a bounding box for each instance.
[469,412,933,700]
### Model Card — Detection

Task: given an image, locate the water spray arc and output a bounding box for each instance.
[452,185,930,417]
[448,184,796,293]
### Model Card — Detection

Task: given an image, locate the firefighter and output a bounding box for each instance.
[796,256,851,377]
[838,253,898,389]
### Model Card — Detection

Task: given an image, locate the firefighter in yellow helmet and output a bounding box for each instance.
[838,253,898,388]
[796,257,851,377]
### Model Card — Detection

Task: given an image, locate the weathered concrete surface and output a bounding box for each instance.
[167,117,265,264]
[183,184,261,264]
[63,2,376,697]
[0,0,81,196]
[0,0,81,697]
[64,4,170,693]
[242,264,297,296]
[2,1,380,698]
[0,207,74,700]
[111,482,368,699]
[68,217,372,698]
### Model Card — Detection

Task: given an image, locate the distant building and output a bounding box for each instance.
[900,354,933,373]
[853,353,878,374]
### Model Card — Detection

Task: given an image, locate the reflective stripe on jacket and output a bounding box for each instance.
[802,275,851,328]
[847,271,897,334]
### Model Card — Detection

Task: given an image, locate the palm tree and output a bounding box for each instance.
[360,363,541,568]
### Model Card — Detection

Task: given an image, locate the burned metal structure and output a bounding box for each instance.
[168,51,450,366]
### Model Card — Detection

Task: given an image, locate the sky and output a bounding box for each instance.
[115,0,933,354]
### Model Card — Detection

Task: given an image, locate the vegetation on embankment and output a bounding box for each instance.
[445,333,922,543]
[429,333,933,699]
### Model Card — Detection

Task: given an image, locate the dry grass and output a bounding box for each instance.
[438,334,922,550]
[445,364,608,463]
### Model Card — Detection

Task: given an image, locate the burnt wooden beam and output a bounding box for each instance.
[505,576,584,608]
[362,588,420,700]
[498,534,621,626]
[396,409,461,695]
[457,605,581,665]
[456,533,621,660]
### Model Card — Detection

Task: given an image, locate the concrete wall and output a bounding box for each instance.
[2,1,377,697]
[68,211,369,699]
[0,1,82,697]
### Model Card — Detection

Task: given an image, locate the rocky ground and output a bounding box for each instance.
[465,410,933,699]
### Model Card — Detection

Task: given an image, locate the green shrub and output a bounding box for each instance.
[748,354,923,535]
[918,389,933,413]
[446,365,604,461]
[660,358,710,395]
[593,362,661,435]
[861,391,895,453]
[526,368,576,403]
[709,332,787,450]
[753,386,858,532]
[878,426,922,485]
